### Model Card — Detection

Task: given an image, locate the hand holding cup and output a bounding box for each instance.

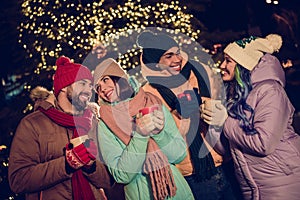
[135,105,164,136]
[65,135,97,169]
[200,99,228,127]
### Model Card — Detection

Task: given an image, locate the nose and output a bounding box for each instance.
[220,60,226,69]
[83,85,93,95]
[95,83,105,94]
[100,84,109,93]
[173,54,182,62]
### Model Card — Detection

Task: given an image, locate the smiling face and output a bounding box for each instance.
[219,53,237,82]
[95,75,120,103]
[158,46,182,75]
[67,79,93,111]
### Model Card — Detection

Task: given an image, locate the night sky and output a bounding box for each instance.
[0,0,298,75]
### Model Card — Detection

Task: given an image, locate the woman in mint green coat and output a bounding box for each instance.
[94,58,194,200]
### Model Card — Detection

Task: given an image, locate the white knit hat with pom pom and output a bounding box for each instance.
[224,34,282,71]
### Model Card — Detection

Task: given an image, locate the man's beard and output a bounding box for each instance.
[67,91,88,112]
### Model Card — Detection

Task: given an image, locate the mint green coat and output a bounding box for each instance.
[98,105,194,200]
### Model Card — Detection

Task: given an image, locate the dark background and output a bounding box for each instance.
[0,0,299,199]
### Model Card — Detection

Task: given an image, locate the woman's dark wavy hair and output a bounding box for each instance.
[111,76,135,101]
[98,76,134,104]
[224,64,258,135]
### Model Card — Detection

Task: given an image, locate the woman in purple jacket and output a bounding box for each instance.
[201,34,300,200]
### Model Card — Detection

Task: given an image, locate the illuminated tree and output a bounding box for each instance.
[19,1,203,64]
[18,0,212,112]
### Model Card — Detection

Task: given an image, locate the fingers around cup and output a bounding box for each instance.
[204,99,222,112]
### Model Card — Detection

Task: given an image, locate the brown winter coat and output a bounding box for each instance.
[8,100,111,200]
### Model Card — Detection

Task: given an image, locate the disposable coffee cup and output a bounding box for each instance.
[138,105,159,116]
[70,135,89,147]
[204,99,222,111]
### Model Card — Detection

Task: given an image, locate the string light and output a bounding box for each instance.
[266,0,279,5]
[19,0,201,71]
[18,0,208,113]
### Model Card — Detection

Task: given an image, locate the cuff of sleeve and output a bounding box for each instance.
[82,161,97,174]
[151,130,174,148]
[132,131,150,140]
[150,130,165,141]
[65,158,76,174]
[212,125,223,132]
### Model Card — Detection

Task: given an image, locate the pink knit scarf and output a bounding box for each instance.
[100,88,177,200]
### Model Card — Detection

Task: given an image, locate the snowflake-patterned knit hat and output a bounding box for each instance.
[224,34,282,71]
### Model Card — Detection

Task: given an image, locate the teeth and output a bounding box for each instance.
[221,71,225,75]
[106,91,113,98]
[80,95,89,101]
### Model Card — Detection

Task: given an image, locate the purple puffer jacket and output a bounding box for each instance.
[224,54,300,200]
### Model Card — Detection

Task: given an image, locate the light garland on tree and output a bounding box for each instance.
[19,0,201,71]
[19,0,214,112]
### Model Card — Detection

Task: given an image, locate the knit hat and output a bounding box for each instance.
[93,58,127,86]
[224,34,282,71]
[136,31,179,65]
[53,56,93,96]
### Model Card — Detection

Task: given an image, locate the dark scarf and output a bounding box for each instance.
[38,106,96,200]
[146,60,217,181]
[100,88,177,200]
[146,60,211,97]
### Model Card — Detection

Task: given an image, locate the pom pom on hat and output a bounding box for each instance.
[266,34,282,52]
[224,34,282,71]
[137,31,179,65]
[136,31,156,49]
[53,56,93,96]
[93,58,127,86]
[55,56,70,67]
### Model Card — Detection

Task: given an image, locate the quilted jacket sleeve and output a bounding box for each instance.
[224,83,291,156]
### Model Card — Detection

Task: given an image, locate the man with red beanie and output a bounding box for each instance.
[8,56,112,200]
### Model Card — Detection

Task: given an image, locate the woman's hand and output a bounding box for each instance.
[200,99,228,127]
[135,108,165,136]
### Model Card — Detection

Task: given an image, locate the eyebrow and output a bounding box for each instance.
[78,79,92,85]
[163,48,180,56]
[100,75,109,81]
[163,52,175,56]
[79,80,89,83]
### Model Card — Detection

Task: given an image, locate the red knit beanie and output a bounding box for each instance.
[53,56,93,96]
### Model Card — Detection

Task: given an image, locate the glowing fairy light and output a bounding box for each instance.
[19,0,210,114]
[19,0,201,75]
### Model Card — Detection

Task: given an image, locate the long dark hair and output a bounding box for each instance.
[225,64,258,135]
[96,76,135,104]
[111,76,135,101]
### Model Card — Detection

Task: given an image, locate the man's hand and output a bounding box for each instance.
[65,138,97,169]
